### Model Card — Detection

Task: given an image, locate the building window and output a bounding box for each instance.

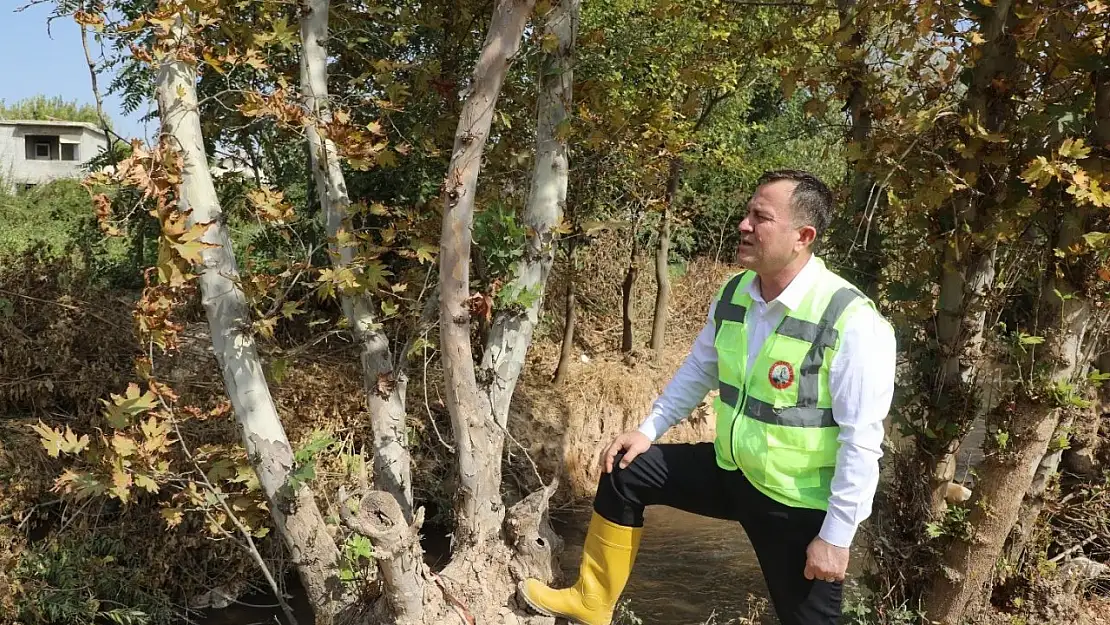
[25,135,60,161]
[61,144,77,161]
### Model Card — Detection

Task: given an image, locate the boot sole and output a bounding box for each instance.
[516,581,601,625]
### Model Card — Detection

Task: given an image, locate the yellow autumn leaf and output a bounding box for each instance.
[171,239,209,265]
[1059,138,1091,160]
[376,149,399,168]
[134,474,159,493]
[161,507,184,528]
[1020,156,1056,188]
[141,416,173,454]
[281,301,303,319]
[110,465,133,503]
[111,434,138,458]
[33,422,90,458]
[1071,169,1090,190]
[541,33,560,54]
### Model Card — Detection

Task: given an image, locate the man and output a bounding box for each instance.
[519,170,896,625]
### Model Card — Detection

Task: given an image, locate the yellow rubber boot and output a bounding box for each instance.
[518,513,642,625]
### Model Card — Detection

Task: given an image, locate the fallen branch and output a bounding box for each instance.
[1050,533,1100,563]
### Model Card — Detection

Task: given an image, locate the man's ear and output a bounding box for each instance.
[797,224,817,249]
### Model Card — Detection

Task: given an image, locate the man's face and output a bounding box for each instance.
[734,179,813,273]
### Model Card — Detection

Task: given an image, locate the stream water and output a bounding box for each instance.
[199,503,872,625]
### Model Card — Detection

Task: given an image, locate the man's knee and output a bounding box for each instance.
[597,453,633,496]
[593,449,656,524]
[607,446,664,497]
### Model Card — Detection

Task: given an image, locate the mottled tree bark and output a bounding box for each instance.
[155,14,346,618]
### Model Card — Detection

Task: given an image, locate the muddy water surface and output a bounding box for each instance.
[200,503,876,625]
[553,506,774,624]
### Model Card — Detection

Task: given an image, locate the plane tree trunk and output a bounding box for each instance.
[154,13,349,619]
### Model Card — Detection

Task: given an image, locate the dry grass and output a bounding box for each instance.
[540,231,739,353]
[510,252,738,498]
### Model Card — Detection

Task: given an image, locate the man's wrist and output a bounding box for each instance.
[637,408,670,442]
[818,515,856,550]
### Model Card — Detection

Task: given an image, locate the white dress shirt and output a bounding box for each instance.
[637,255,896,548]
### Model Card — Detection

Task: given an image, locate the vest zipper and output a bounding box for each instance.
[728,313,786,469]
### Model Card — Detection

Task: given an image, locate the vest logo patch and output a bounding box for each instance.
[768,361,795,390]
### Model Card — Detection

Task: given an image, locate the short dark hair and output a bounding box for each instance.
[756,169,834,239]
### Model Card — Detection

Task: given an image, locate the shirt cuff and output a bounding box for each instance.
[637,411,668,442]
[818,513,858,549]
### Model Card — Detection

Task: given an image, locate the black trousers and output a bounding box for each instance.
[594,442,842,625]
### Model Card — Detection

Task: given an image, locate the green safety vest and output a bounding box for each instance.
[711,258,882,511]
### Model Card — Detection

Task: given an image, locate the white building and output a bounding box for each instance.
[0,119,108,191]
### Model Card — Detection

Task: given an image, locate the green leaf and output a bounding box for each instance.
[289,463,316,489]
[344,534,374,561]
[1082,232,1110,249]
[101,608,150,625]
[1088,370,1110,383]
[294,431,336,465]
[406,336,433,359]
[269,357,290,384]
[362,261,393,291]
[411,240,438,264]
[995,431,1009,449]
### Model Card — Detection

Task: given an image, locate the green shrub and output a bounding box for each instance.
[0,180,145,289]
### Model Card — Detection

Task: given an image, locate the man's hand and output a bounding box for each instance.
[599,431,652,473]
[804,537,849,583]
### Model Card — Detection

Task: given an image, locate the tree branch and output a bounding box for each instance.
[723,0,831,8]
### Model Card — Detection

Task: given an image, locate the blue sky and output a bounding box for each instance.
[0,2,150,140]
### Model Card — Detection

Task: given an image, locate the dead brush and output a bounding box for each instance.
[543,229,739,354]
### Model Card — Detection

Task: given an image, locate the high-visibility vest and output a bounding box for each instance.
[711,258,882,511]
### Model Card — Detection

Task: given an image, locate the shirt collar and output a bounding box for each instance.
[747,254,822,310]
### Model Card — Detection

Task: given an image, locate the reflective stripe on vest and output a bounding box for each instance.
[713,272,749,334]
[715,285,862,429]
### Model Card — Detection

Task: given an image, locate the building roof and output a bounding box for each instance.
[0,119,107,136]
